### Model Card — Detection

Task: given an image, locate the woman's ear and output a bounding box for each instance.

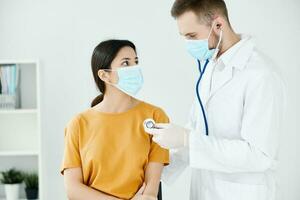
[98,70,110,82]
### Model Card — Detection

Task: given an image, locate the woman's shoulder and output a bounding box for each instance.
[65,109,92,127]
[140,101,165,113]
[140,101,169,121]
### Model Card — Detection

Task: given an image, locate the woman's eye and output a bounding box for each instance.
[122,61,129,66]
[135,60,139,65]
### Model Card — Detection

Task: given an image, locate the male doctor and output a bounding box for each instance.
[144,0,285,200]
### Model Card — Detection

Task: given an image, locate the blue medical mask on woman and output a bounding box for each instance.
[106,65,144,97]
[186,22,222,61]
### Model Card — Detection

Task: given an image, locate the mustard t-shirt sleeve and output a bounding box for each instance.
[148,108,170,165]
[60,116,82,175]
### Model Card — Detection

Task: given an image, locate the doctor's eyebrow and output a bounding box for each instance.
[183,32,197,37]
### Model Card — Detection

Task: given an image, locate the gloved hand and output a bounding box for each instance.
[144,123,190,149]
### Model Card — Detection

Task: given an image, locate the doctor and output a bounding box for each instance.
[144,0,285,200]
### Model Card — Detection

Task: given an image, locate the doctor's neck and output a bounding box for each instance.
[217,28,241,58]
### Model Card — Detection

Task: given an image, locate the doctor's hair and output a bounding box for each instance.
[90,39,136,107]
[171,0,230,26]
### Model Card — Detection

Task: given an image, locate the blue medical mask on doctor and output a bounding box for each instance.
[106,65,144,97]
[186,22,222,61]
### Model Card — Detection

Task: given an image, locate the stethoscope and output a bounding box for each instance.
[144,119,156,129]
[196,59,210,136]
[144,58,210,136]
[194,27,222,136]
[144,28,222,136]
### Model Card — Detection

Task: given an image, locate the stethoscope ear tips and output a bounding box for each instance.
[143,118,156,129]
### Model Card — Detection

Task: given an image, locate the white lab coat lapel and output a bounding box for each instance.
[198,59,233,107]
[206,36,255,104]
[209,62,233,99]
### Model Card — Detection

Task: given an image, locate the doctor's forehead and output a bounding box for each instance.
[176,11,207,36]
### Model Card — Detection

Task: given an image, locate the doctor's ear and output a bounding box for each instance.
[98,70,110,82]
[216,23,222,29]
[212,17,224,32]
[212,21,223,37]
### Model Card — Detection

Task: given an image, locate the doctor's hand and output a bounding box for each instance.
[144,123,190,149]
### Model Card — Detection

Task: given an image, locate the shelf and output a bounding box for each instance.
[0,151,39,156]
[0,109,37,114]
[0,199,39,200]
[0,59,38,65]
[0,59,41,198]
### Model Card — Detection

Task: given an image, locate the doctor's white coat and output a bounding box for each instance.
[163,35,285,200]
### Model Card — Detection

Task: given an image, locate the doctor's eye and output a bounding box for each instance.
[186,34,197,40]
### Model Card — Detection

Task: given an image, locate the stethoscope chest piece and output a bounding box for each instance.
[143,118,156,129]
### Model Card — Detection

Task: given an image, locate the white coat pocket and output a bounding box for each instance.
[214,179,268,200]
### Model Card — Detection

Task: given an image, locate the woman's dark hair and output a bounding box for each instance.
[91,39,136,107]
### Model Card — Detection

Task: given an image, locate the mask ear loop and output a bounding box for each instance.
[100,65,140,86]
[207,21,216,40]
[201,21,216,63]
[212,29,223,60]
[100,69,118,86]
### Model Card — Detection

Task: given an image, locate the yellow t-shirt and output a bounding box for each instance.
[61,101,169,199]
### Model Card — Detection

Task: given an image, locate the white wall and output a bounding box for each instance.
[0,0,299,199]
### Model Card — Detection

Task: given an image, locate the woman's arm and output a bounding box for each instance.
[142,162,164,197]
[64,168,122,200]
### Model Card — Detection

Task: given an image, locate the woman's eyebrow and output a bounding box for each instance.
[121,57,139,61]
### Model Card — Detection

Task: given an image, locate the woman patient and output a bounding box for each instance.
[61,39,169,200]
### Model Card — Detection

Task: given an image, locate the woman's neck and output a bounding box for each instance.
[94,88,139,113]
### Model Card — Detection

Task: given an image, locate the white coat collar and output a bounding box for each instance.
[202,34,255,105]
[218,34,255,70]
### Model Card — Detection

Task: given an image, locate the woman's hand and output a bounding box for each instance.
[131,183,146,200]
[132,195,157,200]
[139,195,158,200]
[131,183,157,200]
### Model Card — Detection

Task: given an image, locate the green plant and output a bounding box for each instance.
[23,172,38,189]
[0,168,24,184]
